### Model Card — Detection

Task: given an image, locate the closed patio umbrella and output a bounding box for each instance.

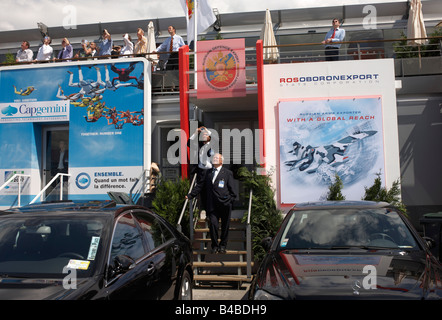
[407,0,427,67]
[260,9,279,62]
[147,21,158,64]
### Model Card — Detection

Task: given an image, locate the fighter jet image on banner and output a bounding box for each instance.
[284,130,377,174]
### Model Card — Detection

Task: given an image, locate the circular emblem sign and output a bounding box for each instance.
[75,172,91,189]
[202,45,240,92]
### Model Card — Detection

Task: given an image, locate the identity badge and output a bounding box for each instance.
[218,180,225,188]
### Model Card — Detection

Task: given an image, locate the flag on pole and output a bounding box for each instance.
[181,0,216,46]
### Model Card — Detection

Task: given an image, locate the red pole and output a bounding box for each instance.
[256,40,266,169]
[179,45,190,179]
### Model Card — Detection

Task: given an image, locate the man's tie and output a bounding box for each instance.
[169,36,174,52]
[331,29,337,39]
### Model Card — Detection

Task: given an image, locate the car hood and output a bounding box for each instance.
[0,277,97,300]
[254,250,442,300]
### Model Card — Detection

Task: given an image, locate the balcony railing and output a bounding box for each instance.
[2,36,441,94]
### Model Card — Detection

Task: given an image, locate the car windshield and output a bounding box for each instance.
[0,215,106,278]
[279,208,419,250]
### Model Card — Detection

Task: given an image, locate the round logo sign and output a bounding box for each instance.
[75,172,91,189]
[202,45,240,92]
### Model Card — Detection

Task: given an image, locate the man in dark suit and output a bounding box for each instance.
[187,153,237,253]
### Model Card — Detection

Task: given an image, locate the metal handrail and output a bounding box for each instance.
[0,174,31,207]
[177,173,197,232]
[246,188,253,279]
[29,173,70,204]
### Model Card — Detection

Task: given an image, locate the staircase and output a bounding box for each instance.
[192,210,253,288]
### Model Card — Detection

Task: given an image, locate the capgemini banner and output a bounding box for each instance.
[197,39,246,99]
[0,100,69,123]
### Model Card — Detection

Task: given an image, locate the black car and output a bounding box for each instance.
[0,200,193,300]
[249,201,442,300]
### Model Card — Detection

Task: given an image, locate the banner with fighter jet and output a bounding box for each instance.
[277,96,385,204]
[261,59,400,207]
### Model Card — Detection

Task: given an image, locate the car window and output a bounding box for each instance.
[280,208,419,250]
[133,211,174,251]
[110,213,146,262]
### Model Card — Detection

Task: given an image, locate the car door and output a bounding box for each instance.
[106,212,165,300]
[132,210,180,300]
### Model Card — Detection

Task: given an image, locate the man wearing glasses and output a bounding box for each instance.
[322,19,346,61]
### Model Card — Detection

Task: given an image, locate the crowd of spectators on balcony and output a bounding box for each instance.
[10,25,184,71]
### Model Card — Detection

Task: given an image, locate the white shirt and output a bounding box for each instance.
[36,44,53,61]
[120,34,134,56]
[212,166,221,184]
[16,49,33,62]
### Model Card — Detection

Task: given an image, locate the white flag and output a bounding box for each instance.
[181,0,216,45]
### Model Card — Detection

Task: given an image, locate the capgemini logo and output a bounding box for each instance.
[75,173,91,189]
[1,105,18,116]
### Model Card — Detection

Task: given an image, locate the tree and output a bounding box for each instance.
[326,174,346,201]
[238,166,283,263]
[151,177,191,237]
[362,171,407,215]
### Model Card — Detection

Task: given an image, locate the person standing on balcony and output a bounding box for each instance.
[99,29,113,57]
[134,28,148,55]
[56,38,73,61]
[156,25,185,70]
[35,36,53,61]
[186,153,237,254]
[16,41,33,62]
[322,18,345,61]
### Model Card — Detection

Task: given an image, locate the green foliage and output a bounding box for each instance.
[362,172,407,215]
[4,53,16,64]
[238,166,283,263]
[151,177,191,237]
[326,174,346,201]
[394,28,442,58]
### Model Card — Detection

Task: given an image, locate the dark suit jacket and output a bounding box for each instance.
[188,166,237,212]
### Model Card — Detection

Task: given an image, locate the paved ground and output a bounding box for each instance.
[193,284,250,300]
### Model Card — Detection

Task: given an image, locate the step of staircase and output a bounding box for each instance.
[193,249,247,255]
[193,274,252,282]
[194,261,253,268]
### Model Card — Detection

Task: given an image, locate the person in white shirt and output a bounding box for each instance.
[35,36,53,61]
[322,18,346,61]
[120,33,134,57]
[16,41,33,62]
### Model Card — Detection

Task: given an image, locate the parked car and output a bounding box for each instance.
[249,201,442,300]
[0,200,193,300]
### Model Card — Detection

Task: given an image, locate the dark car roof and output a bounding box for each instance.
[0,200,143,218]
[291,200,391,210]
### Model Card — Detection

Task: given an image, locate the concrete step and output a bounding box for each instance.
[194,237,246,243]
[193,274,252,282]
[193,261,253,268]
[193,249,247,255]
[194,226,245,233]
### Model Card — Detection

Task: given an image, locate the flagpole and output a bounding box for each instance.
[194,0,198,90]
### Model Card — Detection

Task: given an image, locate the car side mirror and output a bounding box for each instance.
[108,255,135,279]
[261,237,273,252]
[422,236,436,249]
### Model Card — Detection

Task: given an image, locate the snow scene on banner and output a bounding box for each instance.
[278,96,385,204]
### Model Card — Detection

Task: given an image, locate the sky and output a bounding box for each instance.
[0,0,407,32]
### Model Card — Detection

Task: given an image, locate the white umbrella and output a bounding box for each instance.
[407,0,427,46]
[147,21,158,64]
[260,9,279,62]
[407,0,427,68]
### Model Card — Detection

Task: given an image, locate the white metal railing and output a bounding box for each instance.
[177,173,197,236]
[0,173,31,207]
[29,173,70,204]
[246,188,253,279]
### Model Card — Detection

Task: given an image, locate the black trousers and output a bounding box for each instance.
[208,204,231,249]
[325,47,339,61]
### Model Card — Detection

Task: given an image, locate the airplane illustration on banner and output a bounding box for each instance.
[284,131,377,174]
